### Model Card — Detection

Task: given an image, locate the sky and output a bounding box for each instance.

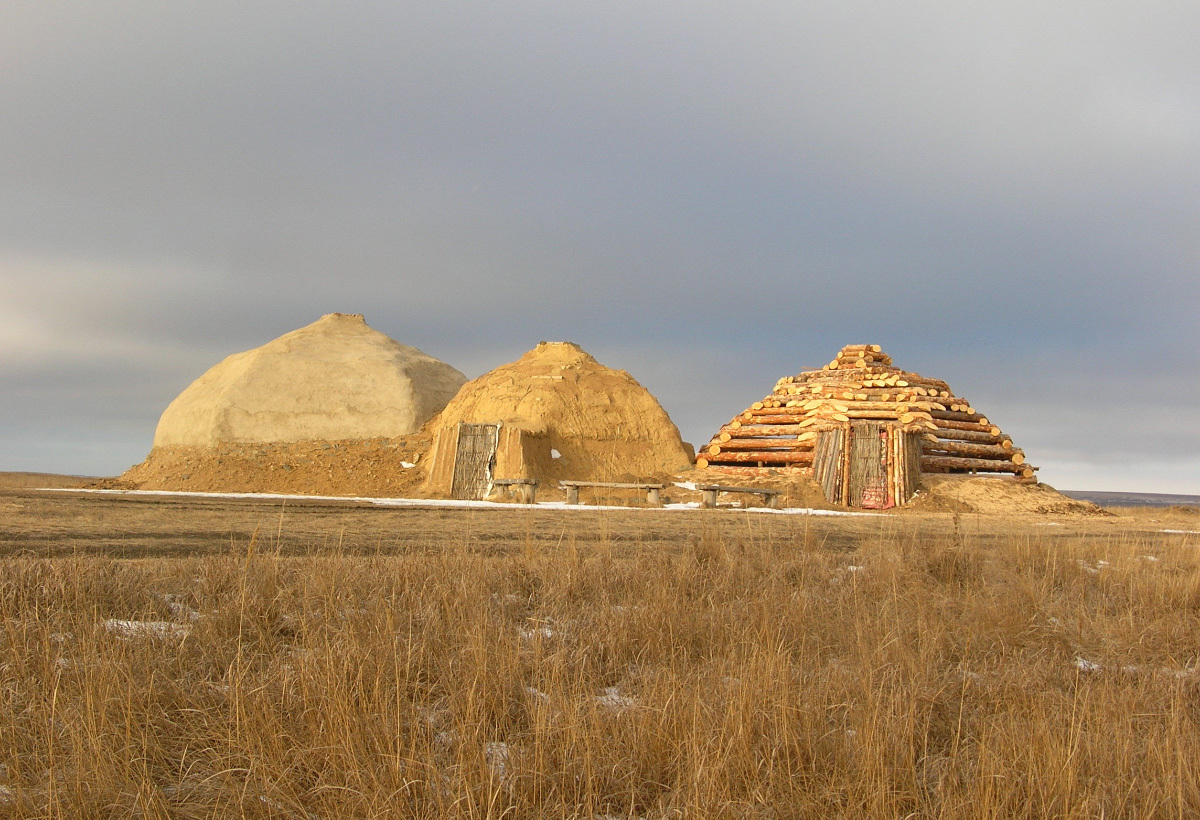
[2,1,1198,493]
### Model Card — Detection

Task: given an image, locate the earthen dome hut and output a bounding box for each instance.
[153,313,467,447]
[423,342,693,498]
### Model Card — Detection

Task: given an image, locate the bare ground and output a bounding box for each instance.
[0,474,1186,560]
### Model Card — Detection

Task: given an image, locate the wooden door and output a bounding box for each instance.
[450,422,500,500]
[813,427,846,506]
[848,422,888,509]
[890,427,922,506]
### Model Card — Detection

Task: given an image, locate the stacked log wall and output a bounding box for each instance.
[696,344,1037,486]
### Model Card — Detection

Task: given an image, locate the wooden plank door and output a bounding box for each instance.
[813,427,846,505]
[890,427,922,506]
[848,422,888,509]
[450,422,500,500]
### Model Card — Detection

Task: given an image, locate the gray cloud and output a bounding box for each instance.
[2,2,1197,490]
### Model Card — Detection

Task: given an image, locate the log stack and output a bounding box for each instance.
[695,344,1037,487]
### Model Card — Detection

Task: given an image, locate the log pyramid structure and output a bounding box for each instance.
[696,344,1037,509]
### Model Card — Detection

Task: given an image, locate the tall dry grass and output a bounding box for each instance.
[1,520,1198,818]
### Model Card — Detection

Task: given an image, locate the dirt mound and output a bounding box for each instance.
[115,434,432,498]
[425,342,693,493]
[906,475,1108,516]
[682,468,837,510]
[155,313,466,448]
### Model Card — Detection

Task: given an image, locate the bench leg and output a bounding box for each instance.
[647,487,662,507]
[566,486,579,505]
[767,494,780,509]
[702,489,718,509]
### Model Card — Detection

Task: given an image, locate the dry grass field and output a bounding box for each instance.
[1,484,1199,818]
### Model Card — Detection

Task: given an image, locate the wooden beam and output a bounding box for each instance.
[703,450,816,465]
[922,440,1023,460]
[707,439,815,454]
[718,424,813,438]
[930,409,986,423]
[921,455,1035,477]
[931,418,1002,435]
[927,428,1009,444]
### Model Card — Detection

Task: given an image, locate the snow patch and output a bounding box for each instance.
[519,624,556,641]
[485,742,511,781]
[1076,559,1111,575]
[104,619,190,640]
[596,687,638,710]
[163,594,200,622]
[40,488,877,516]
[524,685,550,703]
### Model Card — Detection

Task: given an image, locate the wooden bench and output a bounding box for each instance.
[697,483,782,509]
[559,480,669,507]
[491,478,539,504]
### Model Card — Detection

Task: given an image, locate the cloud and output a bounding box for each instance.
[1,2,1197,490]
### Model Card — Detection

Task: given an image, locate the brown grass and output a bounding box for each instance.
[1,492,1198,817]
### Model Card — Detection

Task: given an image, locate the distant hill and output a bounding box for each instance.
[1061,490,1200,508]
[0,472,100,490]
